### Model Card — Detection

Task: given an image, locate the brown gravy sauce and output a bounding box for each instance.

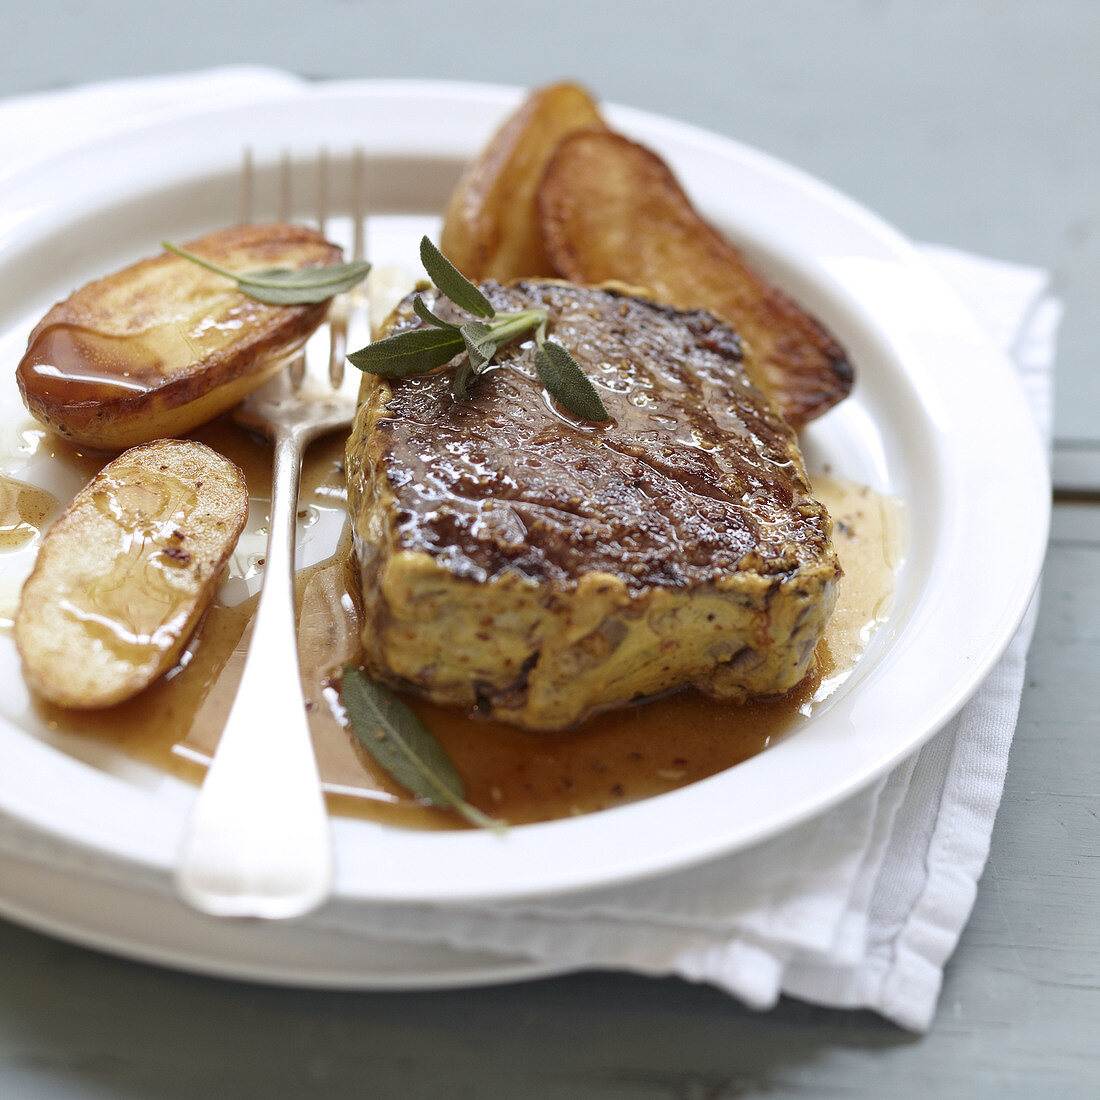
[19,324,186,403]
[16,420,903,830]
[18,303,307,408]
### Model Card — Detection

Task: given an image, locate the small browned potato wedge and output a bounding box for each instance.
[16,224,341,451]
[15,440,247,709]
[439,81,604,281]
[538,129,854,427]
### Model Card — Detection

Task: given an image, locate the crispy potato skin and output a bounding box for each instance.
[439,81,604,281]
[16,224,341,451]
[15,440,247,709]
[538,129,853,427]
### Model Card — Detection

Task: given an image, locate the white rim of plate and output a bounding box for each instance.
[0,80,1050,906]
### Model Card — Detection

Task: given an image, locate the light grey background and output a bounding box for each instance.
[1,2,1098,1097]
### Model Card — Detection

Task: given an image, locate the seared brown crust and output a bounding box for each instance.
[17,224,341,450]
[538,129,853,427]
[373,282,830,588]
[347,281,841,729]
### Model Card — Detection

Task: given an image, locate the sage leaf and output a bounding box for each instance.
[348,326,465,376]
[535,340,611,422]
[460,320,498,370]
[235,262,372,304]
[340,667,503,830]
[413,294,459,331]
[420,236,495,319]
[452,359,476,399]
[162,241,370,305]
[345,240,609,424]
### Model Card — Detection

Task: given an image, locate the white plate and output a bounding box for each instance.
[0,82,1048,928]
[0,846,569,989]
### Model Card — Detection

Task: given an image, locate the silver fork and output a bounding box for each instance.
[175,151,369,919]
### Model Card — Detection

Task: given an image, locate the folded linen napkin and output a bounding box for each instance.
[0,68,1059,1032]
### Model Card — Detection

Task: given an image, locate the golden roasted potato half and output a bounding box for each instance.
[16,439,247,709]
[16,224,341,451]
[439,81,604,281]
[538,129,853,427]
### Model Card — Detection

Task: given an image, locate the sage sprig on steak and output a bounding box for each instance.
[347,236,610,422]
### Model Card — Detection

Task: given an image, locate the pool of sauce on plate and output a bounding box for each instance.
[19,420,903,829]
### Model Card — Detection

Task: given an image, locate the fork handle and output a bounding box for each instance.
[176,429,333,918]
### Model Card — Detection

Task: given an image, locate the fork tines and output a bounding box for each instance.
[239,147,371,393]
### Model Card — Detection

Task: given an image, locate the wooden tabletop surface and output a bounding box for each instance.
[1,2,1097,1096]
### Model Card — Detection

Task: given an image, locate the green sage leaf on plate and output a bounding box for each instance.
[340,666,504,831]
[162,241,371,305]
[419,236,495,319]
[535,339,611,423]
[347,325,465,376]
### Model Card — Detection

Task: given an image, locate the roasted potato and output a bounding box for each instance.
[16,224,341,451]
[16,440,247,708]
[439,81,604,281]
[538,129,853,427]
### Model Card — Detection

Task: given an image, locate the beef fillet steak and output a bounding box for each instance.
[346,281,840,730]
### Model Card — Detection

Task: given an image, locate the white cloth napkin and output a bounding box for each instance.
[0,68,1059,1032]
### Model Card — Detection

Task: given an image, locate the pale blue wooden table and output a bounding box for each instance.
[1,2,1097,1095]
